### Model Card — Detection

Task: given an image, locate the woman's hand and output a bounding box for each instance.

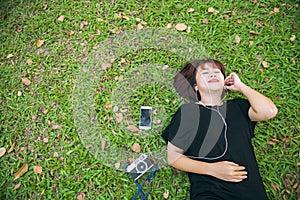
[208,161,248,182]
[224,73,244,92]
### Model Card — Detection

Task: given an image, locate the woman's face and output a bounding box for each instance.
[195,62,225,93]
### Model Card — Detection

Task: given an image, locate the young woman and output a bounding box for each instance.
[162,59,277,200]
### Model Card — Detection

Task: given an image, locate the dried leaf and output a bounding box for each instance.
[262,61,269,68]
[26,59,33,65]
[105,102,112,108]
[101,63,112,70]
[282,137,291,143]
[175,23,187,31]
[271,182,280,191]
[208,7,215,14]
[249,41,254,46]
[250,30,260,35]
[21,78,31,86]
[115,113,123,123]
[36,40,45,47]
[0,147,6,157]
[290,35,296,42]
[186,26,191,33]
[236,19,242,24]
[274,7,279,13]
[54,152,59,157]
[52,125,60,130]
[136,23,143,30]
[162,65,169,70]
[69,30,75,35]
[256,54,262,61]
[126,125,140,133]
[267,141,276,145]
[234,35,241,44]
[101,140,106,151]
[132,143,141,153]
[76,192,85,200]
[57,15,65,22]
[7,143,15,153]
[202,18,209,24]
[43,137,49,143]
[186,8,194,13]
[33,166,42,174]
[163,190,169,199]
[13,182,21,190]
[13,164,28,180]
[115,162,120,169]
[166,23,172,29]
[7,54,14,58]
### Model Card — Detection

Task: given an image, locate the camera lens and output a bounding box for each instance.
[136,161,147,173]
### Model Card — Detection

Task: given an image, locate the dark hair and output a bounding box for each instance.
[173,59,225,100]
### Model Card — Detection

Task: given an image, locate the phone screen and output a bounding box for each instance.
[139,107,152,129]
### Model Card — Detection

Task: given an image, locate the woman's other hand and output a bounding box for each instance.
[208,161,248,182]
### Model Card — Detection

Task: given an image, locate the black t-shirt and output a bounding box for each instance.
[162,98,268,200]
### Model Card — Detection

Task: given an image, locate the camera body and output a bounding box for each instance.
[126,154,154,180]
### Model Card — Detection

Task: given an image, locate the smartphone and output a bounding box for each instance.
[139,106,152,130]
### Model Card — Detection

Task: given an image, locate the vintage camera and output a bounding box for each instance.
[126,154,154,180]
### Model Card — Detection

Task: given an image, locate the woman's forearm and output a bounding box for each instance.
[238,83,278,121]
[169,155,248,182]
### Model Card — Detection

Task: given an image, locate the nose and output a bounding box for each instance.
[210,73,216,77]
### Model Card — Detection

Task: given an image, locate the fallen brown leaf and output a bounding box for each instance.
[43,137,49,143]
[163,190,169,199]
[202,18,209,24]
[262,61,269,68]
[175,23,187,31]
[13,164,28,180]
[234,35,241,44]
[132,143,141,153]
[290,35,296,42]
[7,54,14,59]
[33,166,42,174]
[166,23,172,29]
[26,59,33,65]
[126,125,140,133]
[274,7,279,13]
[77,192,85,200]
[186,8,194,13]
[208,7,215,14]
[101,140,106,151]
[7,143,15,153]
[101,63,112,70]
[236,19,242,24]
[250,30,260,35]
[52,125,60,130]
[115,162,120,169]
[115,113,123,123]
[13,182,21,190]
[36,40,45,47]
[57,15,65,22]
[0,147,6,157]
[271,182,280,191]
[21,78,31,86]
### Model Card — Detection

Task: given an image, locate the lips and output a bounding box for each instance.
[208,78,219,83]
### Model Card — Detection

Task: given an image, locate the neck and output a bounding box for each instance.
[198,91,223,106]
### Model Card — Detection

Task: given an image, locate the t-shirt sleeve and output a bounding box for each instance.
[161,104,200,151]
[234,98,257,137]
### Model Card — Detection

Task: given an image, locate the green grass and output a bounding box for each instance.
[0,0,299,199]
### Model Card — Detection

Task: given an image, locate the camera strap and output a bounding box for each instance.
[124,163,159,200]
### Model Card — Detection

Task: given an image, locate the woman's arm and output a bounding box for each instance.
[225,73,278,121]
[167,142,248,182]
